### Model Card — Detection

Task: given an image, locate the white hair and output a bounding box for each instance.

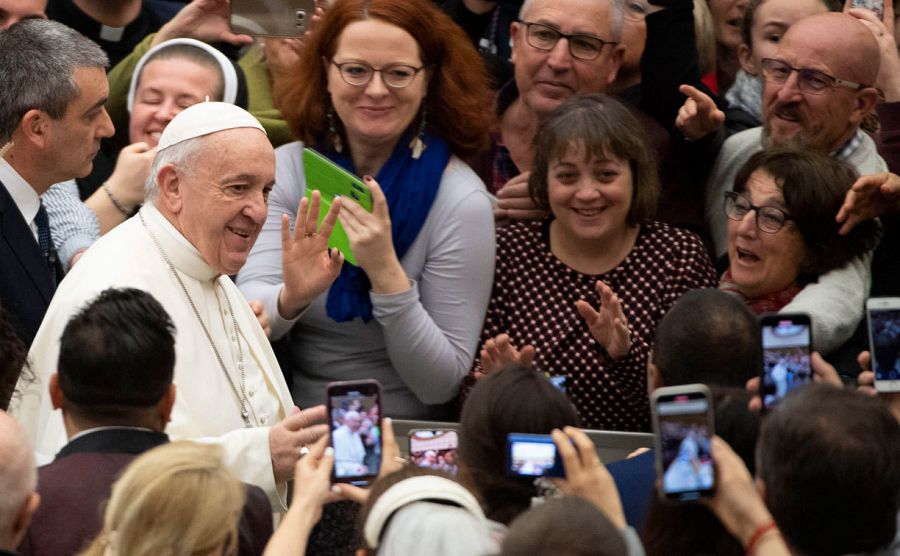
[0,412,36,532]
[519,0,624,42]
[144,136,207,203]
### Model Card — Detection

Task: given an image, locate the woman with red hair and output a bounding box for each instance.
[238,0,496,420]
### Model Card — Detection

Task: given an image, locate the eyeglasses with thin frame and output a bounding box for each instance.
[518,20,617,61]
[723,191,794,233]
[330,60,427,88]
[760,58,867,95]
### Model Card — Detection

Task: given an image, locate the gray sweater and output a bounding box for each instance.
[237,142,495,419]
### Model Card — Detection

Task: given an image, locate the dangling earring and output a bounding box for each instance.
[0,140,13,159]
[327,106,343,153]
[409,106,427,159]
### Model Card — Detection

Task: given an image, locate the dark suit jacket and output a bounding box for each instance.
[0,179,60,348]
[19,429,273,556]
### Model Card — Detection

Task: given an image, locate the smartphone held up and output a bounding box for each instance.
[327,379,382,484]
[867,297,900,393]
[652,384,715,502]
[230,0,316,37]
[760,313,813,410]
[409,429,459,475]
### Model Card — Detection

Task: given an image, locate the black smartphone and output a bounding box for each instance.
[867,297,900,393]
[652,384,715,502]
[760,313,813,410]
[408,429,459,476]
[505,433,565,478]
[230,0,315,37]
[326,379,382,484]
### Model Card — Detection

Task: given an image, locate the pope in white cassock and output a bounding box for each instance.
[12,102,345,510]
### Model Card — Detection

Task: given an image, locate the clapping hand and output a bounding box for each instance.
[154,0,254,46]
[476,333,536,379]
[278,190,344,320]
[575,280,631,361]
[836,172,900,235]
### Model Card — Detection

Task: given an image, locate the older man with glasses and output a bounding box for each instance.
[705,12,884,355]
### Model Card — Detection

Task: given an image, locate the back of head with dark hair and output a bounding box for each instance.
[458,364,581,524]
[733,147,880,277]
[652,289,760,388]
[501,496,628,556]
[58,288,176,421]
[642,388,760,556]
[0,304,27,411]
[758,383,900,555]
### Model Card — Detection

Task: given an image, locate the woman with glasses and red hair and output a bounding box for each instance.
[238,0,496,421]
[721,147,880,321]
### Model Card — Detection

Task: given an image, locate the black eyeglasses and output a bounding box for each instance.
[518,21,616,61]
[760,58,867,95]
[330,60,427,88]
[724,191,794,233]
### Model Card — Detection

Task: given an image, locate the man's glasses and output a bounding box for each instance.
[330,60,427,88]
[760,58,867,95]
[724,191,794,233]
[519,21,616,61]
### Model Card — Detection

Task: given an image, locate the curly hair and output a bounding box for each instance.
[274,0,493,158]
[0,304,28,411]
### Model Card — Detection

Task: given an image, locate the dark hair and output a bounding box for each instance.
[501,496,628,556]
[458,364,581,525]
[528,94,659,227]
[275,0,493,158]
[642,388,760,556]
[732,147,880,276]
[758,383,900,555]
[58,288,176,421]
[137,44,226,103]
[652,289,759,388]
[0,304,28,411]
[740,0,841,48]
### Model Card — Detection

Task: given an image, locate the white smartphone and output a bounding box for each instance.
[867,297,900,393]
[851,0,885,19]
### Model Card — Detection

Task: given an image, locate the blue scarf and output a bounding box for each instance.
[322,130,450,322]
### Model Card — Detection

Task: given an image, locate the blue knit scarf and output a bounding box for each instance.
[323,130,450,322]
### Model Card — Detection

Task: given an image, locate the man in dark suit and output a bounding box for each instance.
[18,288,273,555]
[0,18,114,347]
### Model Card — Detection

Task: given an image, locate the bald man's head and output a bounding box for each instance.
[761,12,880,153]
[0,411,38,548]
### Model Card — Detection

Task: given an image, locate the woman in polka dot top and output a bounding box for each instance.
[468,94,717,431]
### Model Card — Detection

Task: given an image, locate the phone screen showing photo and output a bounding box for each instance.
[761,319,812,409]
[409,430,459,476]
[869,308,900,383]
[657,394,714,501]
[506,433,565,478]
[329,388,381,480]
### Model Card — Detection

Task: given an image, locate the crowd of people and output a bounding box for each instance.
[1,0,899,554]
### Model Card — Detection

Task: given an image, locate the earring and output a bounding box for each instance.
[327,107,343,153]
[409,106,427,159]
[0,140,12,159]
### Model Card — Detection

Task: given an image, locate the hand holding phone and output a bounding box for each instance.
[652,384,716,502]
[550,427,626,528]
[327,379,382,484]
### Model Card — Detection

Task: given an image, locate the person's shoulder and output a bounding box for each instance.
[641,221,709,255]
[439,156,492,196]
[274,141,305,167]
[720,126,763,154]
[496,219,545,252]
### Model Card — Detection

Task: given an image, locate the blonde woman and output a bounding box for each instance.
[81,442,245,556]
